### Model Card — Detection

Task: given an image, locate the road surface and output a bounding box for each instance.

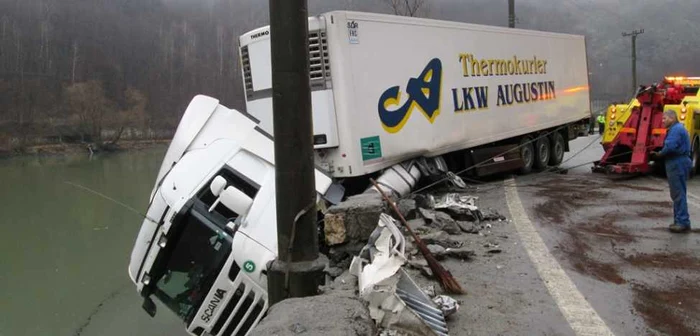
[417,136,700,336]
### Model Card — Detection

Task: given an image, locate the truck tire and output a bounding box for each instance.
[534,136,550,170]
[549,132,565,166]
[519,137,535,174]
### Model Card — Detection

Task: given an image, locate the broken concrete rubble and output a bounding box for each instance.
[481,208,507,222]
[418,208,461,235]
[397,198,418,220]
[324,193,387,245]
[456,220,480,234]
[250,290,377,336]
[406,218,429,232]
[418,231,463,249]
[427,244,446,256]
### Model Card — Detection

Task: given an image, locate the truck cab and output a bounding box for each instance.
[127,95,338,336]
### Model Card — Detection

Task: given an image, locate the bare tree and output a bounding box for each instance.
[383,0,429,17]
[64,80,115,143]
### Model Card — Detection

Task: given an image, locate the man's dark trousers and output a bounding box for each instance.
[667,156,692,228]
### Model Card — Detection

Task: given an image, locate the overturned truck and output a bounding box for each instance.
[128,10,591,336]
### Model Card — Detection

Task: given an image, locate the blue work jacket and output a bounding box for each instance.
[660,122,692,168]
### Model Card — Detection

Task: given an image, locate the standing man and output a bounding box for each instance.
[597,113,606,135]
[651,110,692,233]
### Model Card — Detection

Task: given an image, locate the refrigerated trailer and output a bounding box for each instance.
[240,10,591,178]
[128,11,591,336]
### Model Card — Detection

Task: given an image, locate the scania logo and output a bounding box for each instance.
[251,31,270,39]
[200,289,227,323]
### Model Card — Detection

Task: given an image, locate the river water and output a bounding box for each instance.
[0,148,188,336]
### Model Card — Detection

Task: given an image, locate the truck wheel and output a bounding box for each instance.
[534,136,550,170]
[549,132,565,166]
[519,137,535,174]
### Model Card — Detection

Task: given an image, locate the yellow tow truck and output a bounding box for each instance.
[595,77,700,175]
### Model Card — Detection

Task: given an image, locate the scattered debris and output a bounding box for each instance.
[407,258,434,278]
[430,193,482,222]
[433,295,460,317]
[443,248,476,260]
[431,193,479,212]
[418,208,462,235]
[397,199,418,220]
[407,218,429,232]
[427,244,447,256]
[481,208,507,222]
[422,285,436,298]
[457,221,480,234]
[325,266,345,278]
[289,323,307,334]
[419,231,463,249]
[350,214,451,336]
[350,214,407,295]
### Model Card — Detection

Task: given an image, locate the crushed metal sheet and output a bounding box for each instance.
[430,193,479,211]
[432,295,460,317]
[350,214,450,336]
[350,213,406,295]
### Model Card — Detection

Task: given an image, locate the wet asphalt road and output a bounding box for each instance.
[432,136,700,336]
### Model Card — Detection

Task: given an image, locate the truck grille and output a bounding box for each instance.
[210,273,268,336]
[240,46,253,100]
[241,28,331,100]
[309,30,331,90]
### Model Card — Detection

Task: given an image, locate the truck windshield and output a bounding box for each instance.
[152,205,232,323]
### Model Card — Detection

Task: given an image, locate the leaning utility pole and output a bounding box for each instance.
[267,0,327,305]
[622,29,644,93]
[508,0,515,28]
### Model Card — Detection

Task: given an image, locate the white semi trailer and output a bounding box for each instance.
[128,11,591,336]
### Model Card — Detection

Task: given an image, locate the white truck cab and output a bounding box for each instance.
[128,95,339,336]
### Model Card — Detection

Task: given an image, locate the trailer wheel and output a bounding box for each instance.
[534,136,550,170]
[549,132,565,166]
[519,137,535,174]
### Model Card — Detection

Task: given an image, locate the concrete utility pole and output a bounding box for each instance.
[267,0,327,305]
[622,29,644,93]
[508,0,515,28]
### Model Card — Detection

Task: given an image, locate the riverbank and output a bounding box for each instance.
[0,139,171,159]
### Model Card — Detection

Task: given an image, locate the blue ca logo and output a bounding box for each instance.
[377,58,442,133]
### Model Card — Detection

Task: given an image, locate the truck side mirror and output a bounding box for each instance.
[142,297,157,318]
[210,175,227,196]
[220,186,253,217]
